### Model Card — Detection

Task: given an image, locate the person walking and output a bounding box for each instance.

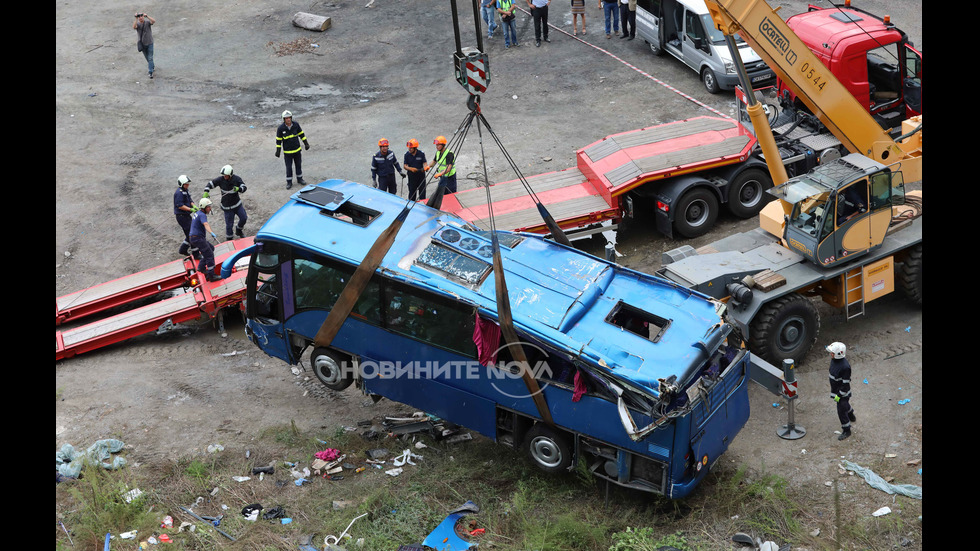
[497,0,520,48]
[174,175,199,259]
[528,0,551,47]
[371,139,405,195]
[430,135,458,194]
[481,0,499,39]
[189,198,220,282]
[571,0,587,35]
[619,0,636,40]
[275,110,310,189]
[404,139,429,201]
[203,165,249,241]
[132,12,156,78]
[827,342,857,441]
[600,0,619,38]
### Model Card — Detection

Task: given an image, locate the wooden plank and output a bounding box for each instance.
[292,12,331,31]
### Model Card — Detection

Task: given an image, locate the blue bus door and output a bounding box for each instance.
[246,252,296,364]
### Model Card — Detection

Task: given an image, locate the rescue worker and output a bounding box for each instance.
[827,341,857,440]
[370,138,405,195]
[403,139,428,201]
[173,175,199,259]
[275,110,310,189]
[189,198,220,282]
[430,135,457,194]
[203,165,248,241]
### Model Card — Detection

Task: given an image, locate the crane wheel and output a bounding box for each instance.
[749,293,820,366]
[898,244,922,305]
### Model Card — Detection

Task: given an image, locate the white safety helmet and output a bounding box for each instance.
[199,197,213,210]
[177,174,191,187]
[282,110,292,120]
[826,342,846,359]
[220,165,234,177]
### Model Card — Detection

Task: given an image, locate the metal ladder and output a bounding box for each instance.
[844,267,865,319]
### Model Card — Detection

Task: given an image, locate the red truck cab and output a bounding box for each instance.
[778,1,921,131]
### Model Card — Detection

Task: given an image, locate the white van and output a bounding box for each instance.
[635,0,773,93]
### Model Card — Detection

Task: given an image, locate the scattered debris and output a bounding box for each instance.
[872,506,892,517]
[423,501,481,550]
[841,460,922,499]
[267,37,318,57]
[56,439,128,478]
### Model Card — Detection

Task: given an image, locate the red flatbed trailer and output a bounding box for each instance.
[442,116,758,237]
[55,238,254,361]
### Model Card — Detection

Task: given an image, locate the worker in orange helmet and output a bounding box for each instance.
[403,139,429,201]
[429,135,457,194]
[371,138,405,195]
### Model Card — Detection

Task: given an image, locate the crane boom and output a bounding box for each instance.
[703,0,912,168]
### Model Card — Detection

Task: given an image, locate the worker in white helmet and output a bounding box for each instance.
[827,342,857,440]
[275,110,310,189]
[173,175,199,259]
[188,198,220,281]
[203,164,248,240]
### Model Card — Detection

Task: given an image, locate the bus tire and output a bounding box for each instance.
[899,244,922,305]
[524,423,572,474]
[749,293,820,365]
[311,347,354,391]
[673,187,719,238]
[726,168,773,218]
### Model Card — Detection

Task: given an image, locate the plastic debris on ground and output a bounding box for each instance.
[422,501,482,551]
[56,439,128,478]
[841,460,922,499]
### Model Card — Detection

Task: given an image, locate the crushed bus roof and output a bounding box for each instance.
[256,180,731,392]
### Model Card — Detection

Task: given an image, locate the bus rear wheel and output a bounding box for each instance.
[311,347,354,391]
[524,424,572,474]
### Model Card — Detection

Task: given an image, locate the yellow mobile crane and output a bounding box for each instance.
[655,0,922,366]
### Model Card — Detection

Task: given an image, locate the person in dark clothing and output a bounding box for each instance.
[173,175,199,259]
[203,164,248,240]
[403,139,428,201]
[275,110,310,189]
[371,138,405,195]
[827,341,857,440]
[189,198,220,282]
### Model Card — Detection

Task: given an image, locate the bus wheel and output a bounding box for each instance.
[899,244,922,305]
[311,347,354,391]
[749,293,820,366]
[524,424,572,474]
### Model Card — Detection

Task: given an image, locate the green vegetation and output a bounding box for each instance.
[55,424,922,550]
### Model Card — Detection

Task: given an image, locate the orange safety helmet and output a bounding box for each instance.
[407,139,419,148]
[378,138,389,147]
[433,135,448,145]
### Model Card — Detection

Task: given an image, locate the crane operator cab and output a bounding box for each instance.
[767,153,905,268]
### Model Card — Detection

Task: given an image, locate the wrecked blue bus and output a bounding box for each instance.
[226,179,750,498]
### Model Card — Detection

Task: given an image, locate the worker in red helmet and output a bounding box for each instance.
[429,135,457,194]
[403,139,429,201]
[371,138,405,195]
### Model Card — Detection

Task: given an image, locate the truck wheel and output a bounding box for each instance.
[899,244,922,305]
[701,68,720,94]
[726,168,773,218]
[749,293,820,365]
[524,423,573,474]
[673,188,719,238]
[311,347,355,391]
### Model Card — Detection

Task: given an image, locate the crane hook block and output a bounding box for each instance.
[455,48,490,95]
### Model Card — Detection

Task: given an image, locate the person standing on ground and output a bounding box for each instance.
[430,136,458,194]
[481,0,499,39]
[133,12,156,78]
[827,342,857,441]
[528,0,551,47]
[275,110,310,189]
[174,175,199,259]
[189,198,220,282]
[203,165,249,241]
[404,139,429,201]
[600,0,619,38]
[371,139,405,195]
[571,0,586,35]
[619,0,636,40]
[497,0,519,48]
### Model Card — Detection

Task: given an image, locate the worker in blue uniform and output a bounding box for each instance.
[827,341,857,440]
[371,138,405,195]
[189,198,220,282]
[275,110,310,189]
[174,175,199,259]
[203,164,248,240]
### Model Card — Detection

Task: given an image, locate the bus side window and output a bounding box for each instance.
[383,284,476,357]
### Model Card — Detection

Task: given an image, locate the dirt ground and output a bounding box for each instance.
[56,0,923,546]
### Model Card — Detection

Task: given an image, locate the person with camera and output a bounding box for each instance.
[132,12,156,78]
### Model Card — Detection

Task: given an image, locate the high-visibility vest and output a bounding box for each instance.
[434,148,456,177]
